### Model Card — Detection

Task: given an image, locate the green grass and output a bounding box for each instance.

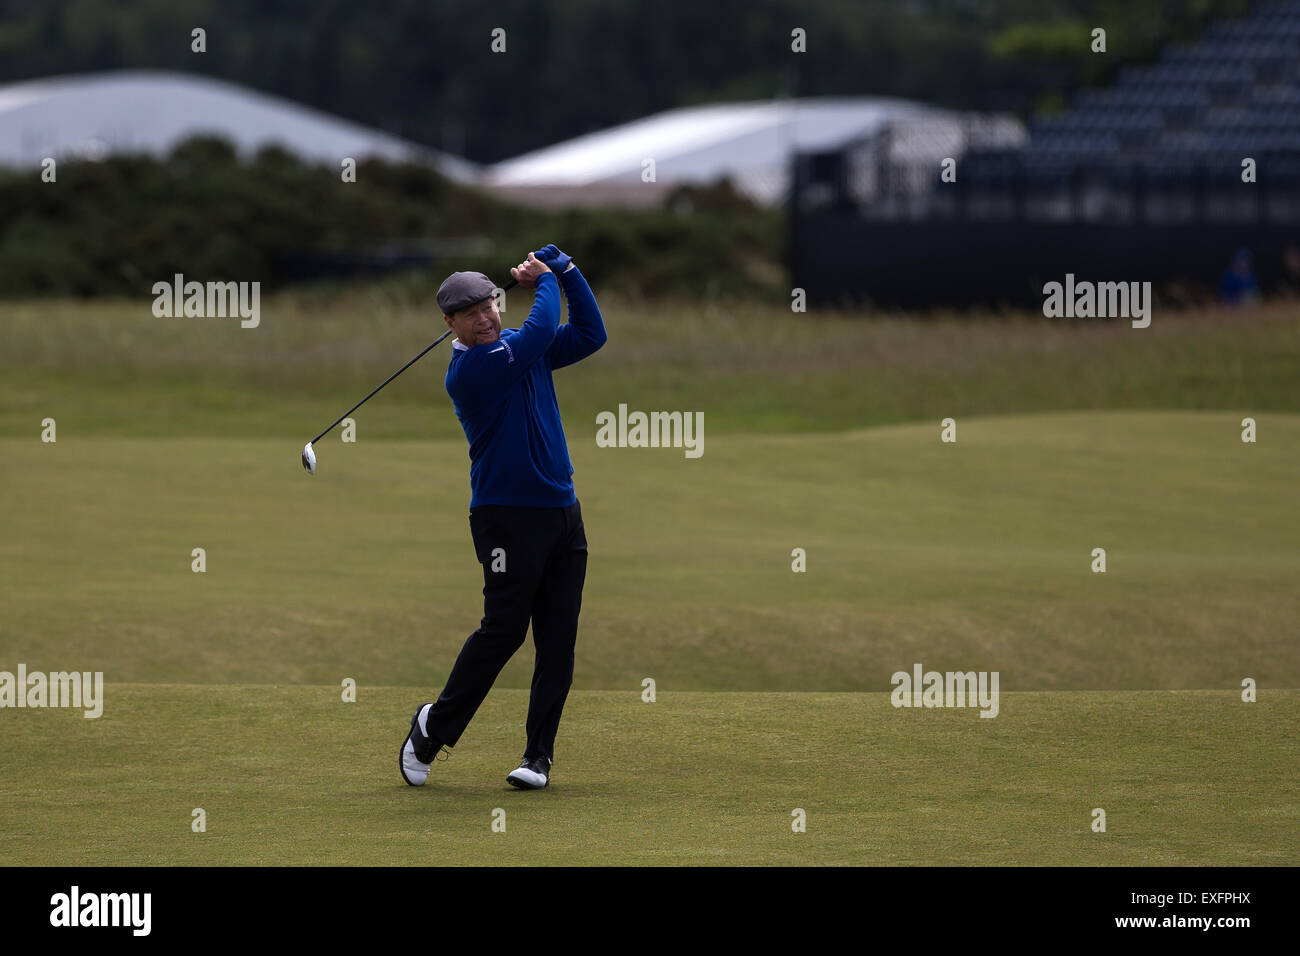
[0,686,1295,866]
[3,413,1297,692]
[1,295,1298,439]
[2,294,1298,864]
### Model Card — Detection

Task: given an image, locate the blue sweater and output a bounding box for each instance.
[446,266,606,508]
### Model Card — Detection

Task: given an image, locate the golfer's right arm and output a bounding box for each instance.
[448,271,560,406]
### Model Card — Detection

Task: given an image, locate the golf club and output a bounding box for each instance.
[302,276,518,474]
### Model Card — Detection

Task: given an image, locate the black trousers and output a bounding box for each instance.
[425,500,588,763]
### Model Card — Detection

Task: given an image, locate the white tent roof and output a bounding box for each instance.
[0,70,478,180]
[485,97,1023,205]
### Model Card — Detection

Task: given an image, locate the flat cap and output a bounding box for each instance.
[437,271,497,315]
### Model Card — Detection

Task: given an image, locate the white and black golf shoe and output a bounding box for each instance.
[506,756,551,790]
[399,703,441,786]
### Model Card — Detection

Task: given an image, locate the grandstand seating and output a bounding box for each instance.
[959,0,1300,213]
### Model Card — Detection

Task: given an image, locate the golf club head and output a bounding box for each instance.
[301,442,316,475]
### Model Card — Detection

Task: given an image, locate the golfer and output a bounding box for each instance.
[400,244,606,790]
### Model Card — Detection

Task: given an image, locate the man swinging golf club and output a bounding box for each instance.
[400,244,606,790]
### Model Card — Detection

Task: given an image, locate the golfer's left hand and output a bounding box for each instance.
[511,252,551,288]
[533,243,573,275]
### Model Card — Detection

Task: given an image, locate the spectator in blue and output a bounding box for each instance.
[1219,248,1261,305]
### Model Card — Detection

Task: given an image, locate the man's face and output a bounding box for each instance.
[445,296,501,347]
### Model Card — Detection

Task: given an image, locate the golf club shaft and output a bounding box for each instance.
[309,276,518,445]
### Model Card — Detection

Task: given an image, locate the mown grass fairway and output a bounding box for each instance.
[2,296,1298,865]
[0,686,1295,865]
[4,414,1298,692]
